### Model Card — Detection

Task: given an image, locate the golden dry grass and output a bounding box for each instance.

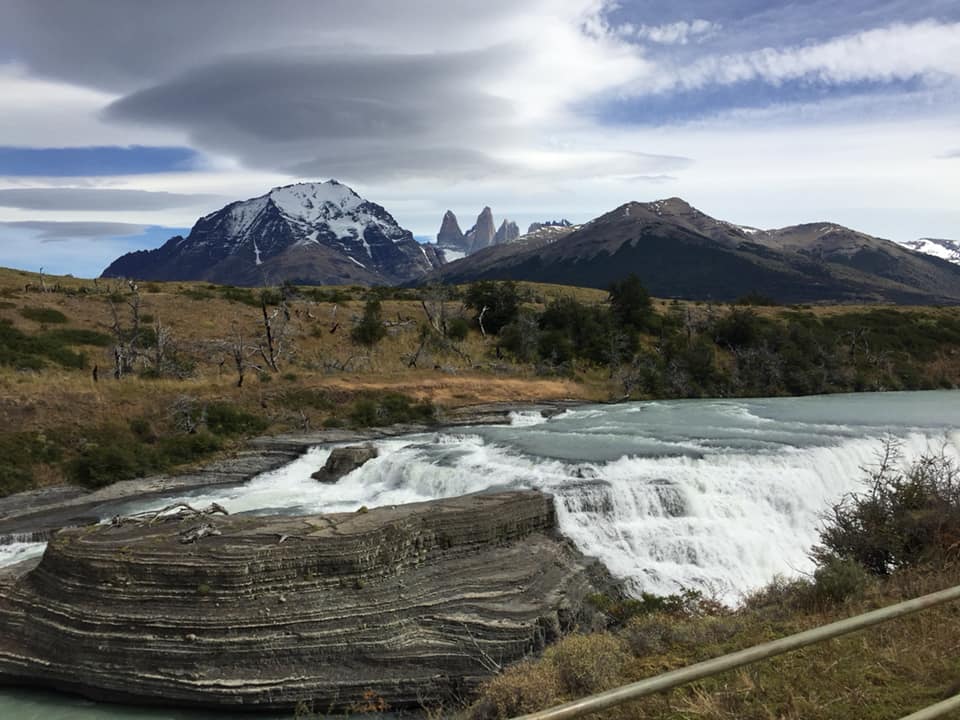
[465,565,960,720]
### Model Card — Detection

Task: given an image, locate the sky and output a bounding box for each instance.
[0,0,958,277]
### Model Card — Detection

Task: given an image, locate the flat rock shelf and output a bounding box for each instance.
[0,490,610,711]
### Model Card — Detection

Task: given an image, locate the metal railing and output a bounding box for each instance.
[512,584,960,720]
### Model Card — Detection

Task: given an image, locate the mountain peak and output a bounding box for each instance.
[437,209,466,251]
[102,180,440,286]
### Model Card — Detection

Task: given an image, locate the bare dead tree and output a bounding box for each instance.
[106,280,145,379]
[257,294,294,372]
[149,318,174,376]
[478,306,489,337]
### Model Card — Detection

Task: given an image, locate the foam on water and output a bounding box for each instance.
[0,542,46,566]
[6,392,960,606]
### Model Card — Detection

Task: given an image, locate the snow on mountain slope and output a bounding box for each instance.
[102,180,440,286]
[900,238,960,265]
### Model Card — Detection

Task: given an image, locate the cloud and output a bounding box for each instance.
[940,149,960,158]
[101,23,650,181]
[620,19,719,45]
[0,187,223,211]
[0,220,149,242]
[633,20,960,94]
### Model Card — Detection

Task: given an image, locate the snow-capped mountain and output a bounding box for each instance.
[102,180,441,286]
[899,238,960,265]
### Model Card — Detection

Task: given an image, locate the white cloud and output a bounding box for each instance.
[0,64,186,148]
[620,19,719,45]
[634,20,960,93]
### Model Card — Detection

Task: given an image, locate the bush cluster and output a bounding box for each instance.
[65,402,267,490]
[467,278,960,397]
[0,319,92,370]
[347,393,436,428]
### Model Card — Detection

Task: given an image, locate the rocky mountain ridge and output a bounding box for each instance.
[426,197,960,304]
[102,180,441,286]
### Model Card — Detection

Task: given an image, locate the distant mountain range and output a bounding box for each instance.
[101,181,960,304]
[425,198,960,305]
[102,180,441,286]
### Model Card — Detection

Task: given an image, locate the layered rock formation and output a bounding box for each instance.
[0,491,611,711]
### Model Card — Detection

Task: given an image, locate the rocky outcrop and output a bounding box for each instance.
[311,444,378,483]
[528,219,572,234]
[465,207,496,253]
[437,210,467,252]
[494,219,520,245]
[0,491,612,711]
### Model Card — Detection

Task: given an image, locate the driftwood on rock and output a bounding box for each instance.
[110,501,229,528]
[178,523,222,544]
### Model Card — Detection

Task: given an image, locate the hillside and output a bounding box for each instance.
[427,198,960,305]
[2,266,960,498]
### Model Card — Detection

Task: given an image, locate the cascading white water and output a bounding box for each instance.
[5,391,960,606]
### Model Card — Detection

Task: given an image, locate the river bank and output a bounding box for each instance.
[0,400,578,544]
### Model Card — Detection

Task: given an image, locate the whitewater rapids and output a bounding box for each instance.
[6,391,960,604]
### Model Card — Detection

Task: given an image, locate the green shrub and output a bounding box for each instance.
[465,281,520,335]
[0,319,87,369]
[810,556,870,605]
[40,328,112,347]
[204,403,268,436]
[66,437,155,489]
[19,306,67,323]
[543,633,629,696]
[351,299,387,346]
[0,462,33,496]
[180,287,214,301]
[158,431,222,465]
[348,393,435,428]
[608,273,654,332]
[817,447,960,574]
[446,316,470,341]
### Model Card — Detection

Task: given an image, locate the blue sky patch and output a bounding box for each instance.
[593,77,931,126]
[0,146,200,176]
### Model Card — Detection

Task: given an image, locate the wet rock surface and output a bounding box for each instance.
[0,490,611,711]
[311,444,379,483]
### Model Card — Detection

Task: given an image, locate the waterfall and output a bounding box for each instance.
[3,391,959,604]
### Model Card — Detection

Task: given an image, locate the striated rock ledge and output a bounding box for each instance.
[0,491,611,711]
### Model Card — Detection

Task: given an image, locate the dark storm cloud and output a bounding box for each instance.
[104,49,521,180]
[0,188,222,211]
[0,0,532,92]
[0,221,149,242]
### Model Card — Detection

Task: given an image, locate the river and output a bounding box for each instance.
[2,390,959,717]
